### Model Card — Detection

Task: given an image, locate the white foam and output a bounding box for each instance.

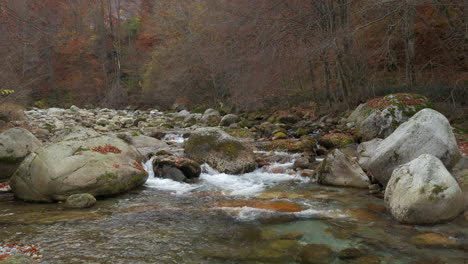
[214,206,346,221]
[199,164,309,196]
[162,133,185,143]
[145,177,199,195]
[142,157,199,195]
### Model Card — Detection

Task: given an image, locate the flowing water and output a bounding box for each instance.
[0,137,467,263]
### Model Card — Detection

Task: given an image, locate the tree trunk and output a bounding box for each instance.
[404,0,416,90]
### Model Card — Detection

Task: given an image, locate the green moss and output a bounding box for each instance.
[97,172,118,183]
[131,131,140,136]
[0,155,22,164]
[273,132,287,139]
[238,120,255,128]
[72,146,89,155]
[431,184,447,195]
[224,128,253,138]
[185,132,245,159]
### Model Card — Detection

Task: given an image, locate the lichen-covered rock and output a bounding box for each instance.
[65,193,97,208]
[317,149,370,188]
[0,128,42,180]
[362,109,461,186]
[357,138,383,166]
[10,135,147,202]
[184,128,256,174]
[452,156,468,210]
[265,136,316,153]
[385,154,464,224]
[201,108,221,125]
[219,114,239,127]
[348,93,432,141]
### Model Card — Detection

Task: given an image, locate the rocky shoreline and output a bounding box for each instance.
[0,93,467,224]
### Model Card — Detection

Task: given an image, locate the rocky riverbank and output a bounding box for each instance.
[0,93,467,263]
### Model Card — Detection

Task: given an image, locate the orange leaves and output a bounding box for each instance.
[91,145,122,154]
[132,162,146,173]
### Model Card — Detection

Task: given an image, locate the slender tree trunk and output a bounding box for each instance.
[404,0,416,89]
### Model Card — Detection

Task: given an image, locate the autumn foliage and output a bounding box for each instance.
[0,0,466,113]
[91,144,122,154]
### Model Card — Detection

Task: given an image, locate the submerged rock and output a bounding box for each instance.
[65,193,97,208]
[10,135,147,202]
[362,109,461,186]
[385,154,464,224]
[184,127,256,174]
[0,128,42,180]
[317,149,370,188]
[299,244,334,264]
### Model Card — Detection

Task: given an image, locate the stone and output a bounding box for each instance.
[348,94,432,141]
[10,135,147,202]
[0,128,42,180]
[65,193,97,208]
[153,156,201,179]
[299,244,334,264]
[184,127,256,174]
[175,110,190,118]
[127,135,169,158]
[157,165,186,182]
[201,108,220,124]
[410,233,461,248]
[96,118,109,126]
[317,149,370,188]
[357,138,383,166]
[318,133,354,149]
[385,154,464,224]
[362,109,461,186]
[219,114,239,127]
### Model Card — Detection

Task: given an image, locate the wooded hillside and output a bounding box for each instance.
[1,0,466,113]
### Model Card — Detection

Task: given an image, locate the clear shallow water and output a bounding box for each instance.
[1,151,467,263]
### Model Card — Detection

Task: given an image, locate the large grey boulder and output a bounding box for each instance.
[219,114,239,127]
[184,128,256,174]
[201,108,221,124]
[385,154,464,224]
[127,135,168,158]
[452,156,468,210]
[10,135,147,202]
[317,149,370,188]
[0,128,42,180]
[362,109,461,186]
[348,94,432,141]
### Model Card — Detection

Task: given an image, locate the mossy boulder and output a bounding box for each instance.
[0,128,42,180]
[348,93,432,141]
[223,128,254,138]
[272,131,287,140]
[184,128,256,174]
[318,133,354,149]
[238,119,255,129]
[64,193,97,208]
[10,135,147,202]
[265,136,316,153]
[385,154,463,224]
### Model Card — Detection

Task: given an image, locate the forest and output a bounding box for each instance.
[0,0,466,114]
